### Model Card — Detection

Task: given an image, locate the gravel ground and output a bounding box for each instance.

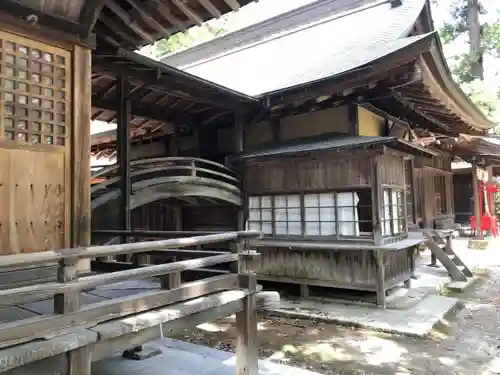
[174,269,500,375]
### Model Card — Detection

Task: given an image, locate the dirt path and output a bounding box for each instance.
[174,269,500,375]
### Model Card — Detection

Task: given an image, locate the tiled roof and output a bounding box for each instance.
[161,0,427,96]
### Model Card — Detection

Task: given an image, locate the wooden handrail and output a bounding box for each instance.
[92,229,260,239]
[0,231,260,269]
[0,253,237,308]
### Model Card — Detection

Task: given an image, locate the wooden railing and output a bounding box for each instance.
[0,230,262,353]
[91,157,242,209]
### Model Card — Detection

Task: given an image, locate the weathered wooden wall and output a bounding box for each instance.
[413,154,454,228]
[244,152,373,194]
[217,105,351,154]
[379,154,405,186]
[0,29,91,258]
[251,247,413,290]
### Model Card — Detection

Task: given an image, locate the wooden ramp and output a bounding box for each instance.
[411,229,473,282]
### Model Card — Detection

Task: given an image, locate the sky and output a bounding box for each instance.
[92,0,500,137]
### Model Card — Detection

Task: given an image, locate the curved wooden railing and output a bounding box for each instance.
[91,157,242,209]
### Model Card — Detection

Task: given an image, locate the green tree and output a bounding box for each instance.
[152,21,227,59]
[437,0,500,119]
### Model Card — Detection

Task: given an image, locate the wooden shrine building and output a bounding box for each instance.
[0,1,277,375]
[155,0,495,304]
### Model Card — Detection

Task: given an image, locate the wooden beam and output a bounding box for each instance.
[125,0,172,38]
[173,0,204,25]
[92,96,200,127]
[79,0,107,37]
[223,0,241,10]
[105,1,155,43]
[198,0,222,18]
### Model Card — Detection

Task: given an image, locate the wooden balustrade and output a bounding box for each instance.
[0,229,276,375]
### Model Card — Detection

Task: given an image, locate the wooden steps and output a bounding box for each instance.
[421,229,473,282]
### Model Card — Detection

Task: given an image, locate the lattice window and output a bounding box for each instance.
[381,189,405,236]
[248,196,272,235]
[304,193,336,236]
[0,31,71,146]
[274,195,301,235]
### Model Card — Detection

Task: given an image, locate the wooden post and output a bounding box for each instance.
[117,76,131,248]
[236,272,259,375]
[54,259,80,314]
[374,249,386,308]
[72,45,92,273]
[371,157,383,245]
[230,239,244,274]
[67,346,92,375]
[234,113,246,232]
[472,160,483,239]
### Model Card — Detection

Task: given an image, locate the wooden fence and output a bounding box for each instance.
[0,230,274,375]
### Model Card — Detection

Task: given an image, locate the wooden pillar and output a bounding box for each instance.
[374,249,386,308]
[472,160,483,239]
[234,113,245,231]
[116,76,131,246]
[490,166,497,219]
[371,157,382,245]
[72,45,92,273]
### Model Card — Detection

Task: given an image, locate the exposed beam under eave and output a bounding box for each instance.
[79,0,107,38]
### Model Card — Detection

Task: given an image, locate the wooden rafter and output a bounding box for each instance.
[79,0,107,37]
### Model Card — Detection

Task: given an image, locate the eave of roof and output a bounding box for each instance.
[231,135,436,162]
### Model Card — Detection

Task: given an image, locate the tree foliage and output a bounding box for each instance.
[437,0,500,120]
[152,22,227,59]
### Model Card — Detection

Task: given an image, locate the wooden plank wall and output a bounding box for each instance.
[244,152,373,194]
[413,154,454,228]
[378,154,405,186]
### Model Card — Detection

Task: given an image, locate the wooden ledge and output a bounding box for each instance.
[90,289,248,340]
[0,327,97,372]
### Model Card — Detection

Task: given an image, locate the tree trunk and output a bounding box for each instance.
[467,0,484,80]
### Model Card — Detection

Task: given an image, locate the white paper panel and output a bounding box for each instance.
[288,208,301,221]
[321,222,335,235]
[261,196,272,208]
[304,194,319,207]
[275,196,287,208]
[288,222,301,235]
[261,209,272,221]
[319,193,334,206]
[275,208,286,221]
[288,195,301,207]
[320,207,335,221]
[249,197,260,209]
[261,222,272,234]
[275,222,287,235]
[305,207,319,221]
[249,209,260,221]
[306,222,320,235]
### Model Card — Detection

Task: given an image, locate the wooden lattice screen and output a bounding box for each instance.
[0,31,71,146]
